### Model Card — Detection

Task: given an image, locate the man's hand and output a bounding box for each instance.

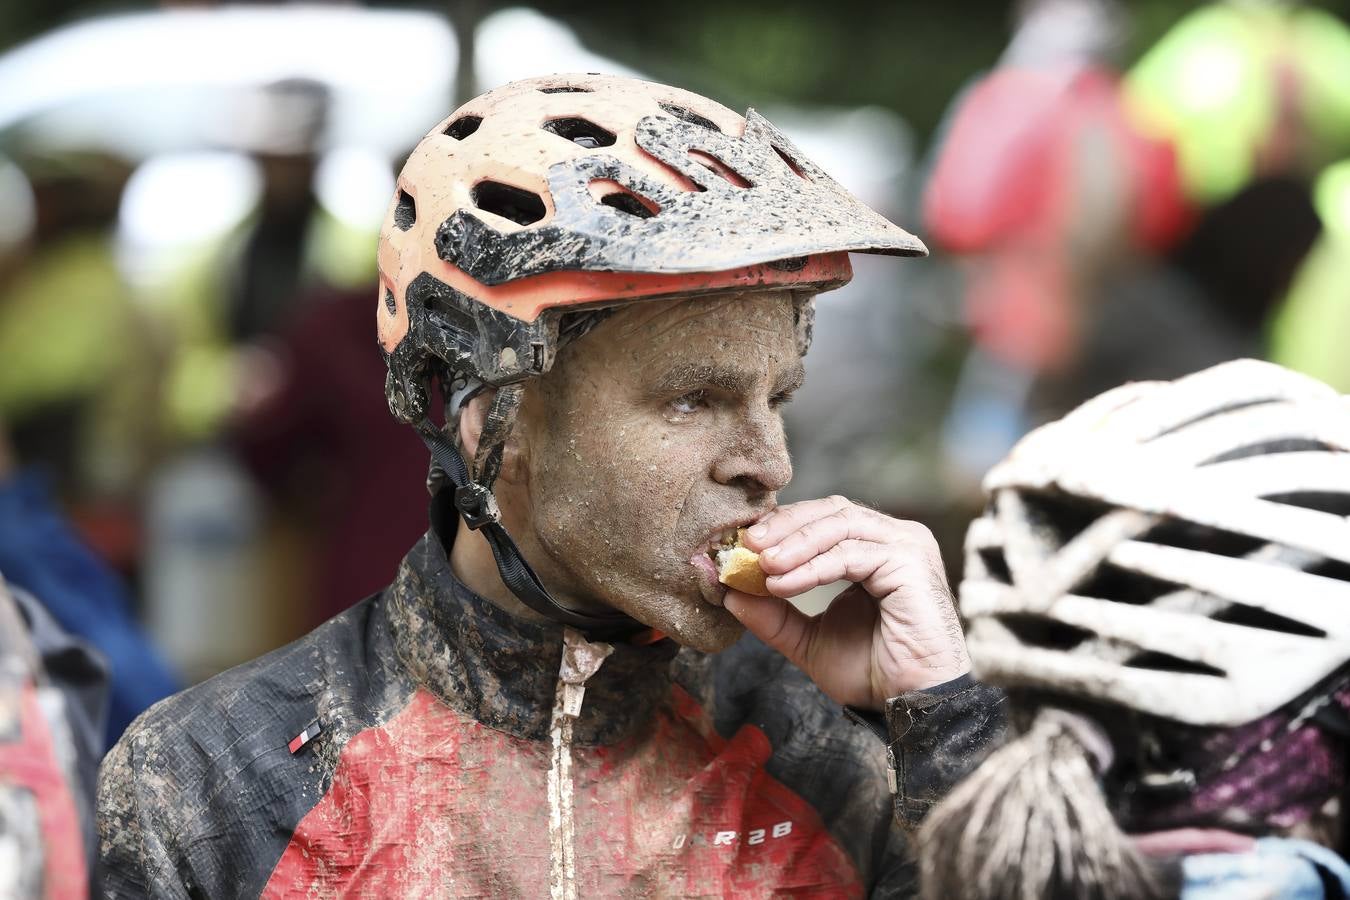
[723,496,969,711]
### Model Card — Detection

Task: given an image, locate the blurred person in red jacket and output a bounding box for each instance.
[924,0,1194,489]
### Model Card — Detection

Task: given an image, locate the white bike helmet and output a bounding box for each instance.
[961,358,1350,727]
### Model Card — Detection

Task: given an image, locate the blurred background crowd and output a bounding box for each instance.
[1,0,1349,752]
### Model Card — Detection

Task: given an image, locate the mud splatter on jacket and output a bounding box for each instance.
[96,524,1005,898]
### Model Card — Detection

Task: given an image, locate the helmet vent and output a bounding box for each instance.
[994,614,1092,652]
[394,190,417,231]
[1124,651,1224,678]
[1077,562,1177,605]
[1206,438,1334,465]
[1139,518,1263,559]
[773,145,811,181]
[687,149,752,188]
[538,85,591,94]
[1261,490,1350,517]
[659,102,721,132]
[472,180,547,226]
[977,547,1013,585]
[543,117,616,150]
[1018,491,1112,549]
[1214,603,1327,639]
[1305,556,1350,587]
[600,190,657,219]
[444,115,483,140]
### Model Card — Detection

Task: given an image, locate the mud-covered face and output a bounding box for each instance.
[514,290,801,652]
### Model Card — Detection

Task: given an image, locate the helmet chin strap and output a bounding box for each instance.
[414,415,642,640]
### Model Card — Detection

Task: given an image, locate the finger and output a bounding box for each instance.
[766,539,897,598]
[722,590,816,672]
[758,506,896,575]
[744,495,855,551]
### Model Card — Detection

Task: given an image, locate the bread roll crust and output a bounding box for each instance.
[715,530,770,596]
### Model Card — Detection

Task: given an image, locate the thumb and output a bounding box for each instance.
[723,590,814,671]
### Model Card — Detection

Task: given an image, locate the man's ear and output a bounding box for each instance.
[456,389,528,485]
[457,390,491,463]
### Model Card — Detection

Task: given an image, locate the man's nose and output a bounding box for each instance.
[711,412,793,494]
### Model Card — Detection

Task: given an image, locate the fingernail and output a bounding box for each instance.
[762,546,779,559]
[749,523,768,539]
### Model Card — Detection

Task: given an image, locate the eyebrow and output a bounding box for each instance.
[647,361,806,398]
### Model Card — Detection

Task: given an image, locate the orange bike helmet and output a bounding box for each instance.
[376,73,926,634]
[378,73,925,425]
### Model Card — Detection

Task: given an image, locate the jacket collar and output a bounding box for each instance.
[384,526,678,745]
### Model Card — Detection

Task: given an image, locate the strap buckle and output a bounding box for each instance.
[454,481,501,530]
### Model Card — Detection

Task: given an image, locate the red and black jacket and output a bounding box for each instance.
[97,523,1004,898]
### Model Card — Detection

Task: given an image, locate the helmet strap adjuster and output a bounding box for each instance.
[454,481,501,530]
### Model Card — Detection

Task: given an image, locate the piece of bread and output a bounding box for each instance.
[715,529,770,596]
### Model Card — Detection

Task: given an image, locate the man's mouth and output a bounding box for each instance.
[689,520,763,607]
[708,526,742,559]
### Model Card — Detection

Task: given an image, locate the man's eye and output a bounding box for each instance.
[671,390,707,415]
